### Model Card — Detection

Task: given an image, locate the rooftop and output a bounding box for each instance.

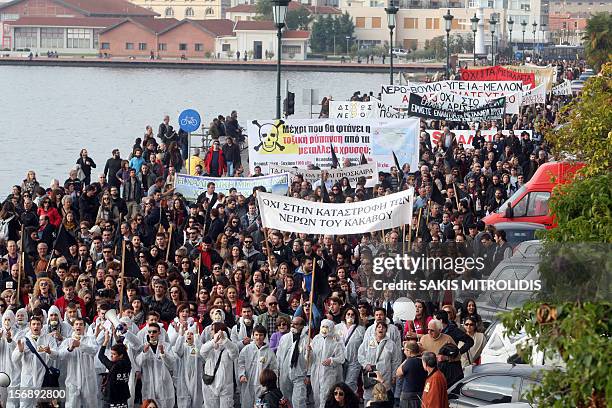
[4,16,122,27]
[0,0,159,17]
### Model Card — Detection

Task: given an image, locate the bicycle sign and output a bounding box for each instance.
[178,109,201,133]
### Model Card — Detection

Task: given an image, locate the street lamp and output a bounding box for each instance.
[521,20,527,63]
[489,15,497,66]
[272,0,289,119]
[532,21,537,56]
[346,35,350,54]
[443,9,454,79]
[471,13,479,66]
[540,23,547,48]
[507,17,514,61]
[385,0,399,85]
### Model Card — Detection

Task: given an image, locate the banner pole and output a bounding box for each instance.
[16,224,24,307]
[416,207,423,239]
[165,224,173,262]
[263,227,273,270]
[119,240,126,313]
[306,257,316,367]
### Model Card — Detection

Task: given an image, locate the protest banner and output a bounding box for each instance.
[407,93,506,121]
[426,129,533,149]
[381,81,523,111]
[268,163,377,185]
[521,83,547,105]
[418,92,494,111]
[459,65,536,88]
[256,188,414,234]
[329,98,411,119]
[504,64,556,91]
[247,118,419,173]
[174,173,290,201]
[552,80,572,96]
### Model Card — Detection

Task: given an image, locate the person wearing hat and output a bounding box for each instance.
[309,319,345,408]
[436,343,463,389]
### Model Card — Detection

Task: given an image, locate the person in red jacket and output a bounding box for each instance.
[37,198,62,228]
[203,140,227,177]
[54,279,87,317]
[421,351,449,408]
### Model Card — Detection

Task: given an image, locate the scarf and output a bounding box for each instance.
[290,332,301,368]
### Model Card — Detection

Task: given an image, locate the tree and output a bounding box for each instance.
[583,12,612,72]
[254,0,272,20]
[502,63,612,408]
[309,13,354,54]
[285,7,312,30]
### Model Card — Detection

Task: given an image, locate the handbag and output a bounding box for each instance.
[24,338,61,388]
[362,339,386,389]
[202,349,223,385]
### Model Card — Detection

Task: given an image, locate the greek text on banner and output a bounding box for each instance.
[174,173,290,201]
[256,188,414,234]
[268,163,377,186]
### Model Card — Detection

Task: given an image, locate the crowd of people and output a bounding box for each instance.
[0,60,586,408]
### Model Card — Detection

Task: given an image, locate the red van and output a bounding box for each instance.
[483,161,584,229]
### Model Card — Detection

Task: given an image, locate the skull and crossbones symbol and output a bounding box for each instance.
[252,120,286,152]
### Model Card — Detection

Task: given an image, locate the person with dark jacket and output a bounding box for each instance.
[104,149,123,189]
[203,141,226,177]
[437,343,464,388]
[76,148,97,186]
[434,310,473,356]
[98,332,131,407]
[222,136,241,177]
[144,279,176,323]
[257,368,285,408]
[79,186,100,225]
[206,208,225,243]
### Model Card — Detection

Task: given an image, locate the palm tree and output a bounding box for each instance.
[583,12,612,71]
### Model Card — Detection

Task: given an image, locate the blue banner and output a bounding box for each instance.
[174,173,290,202]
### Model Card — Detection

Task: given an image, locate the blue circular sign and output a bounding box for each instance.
[178,109,201,133]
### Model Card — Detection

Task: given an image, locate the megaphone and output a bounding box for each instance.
[393,297,417,323]
[104,309,125,336]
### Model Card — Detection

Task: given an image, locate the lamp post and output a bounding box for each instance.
[346,35,350,54]
[532,21,537,56]
[540,23,546,49]
[489,15,497,66]
[385,0,399,85]
[521,20,527,63]
[272,0,289,119]
[443,9,454,79]
[471,13,479,66]
[507,17,514,61]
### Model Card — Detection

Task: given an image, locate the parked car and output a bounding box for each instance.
[571,79,585,93]
[483,162,584,229]
[392,48,409,57]
[448,363,549,407]
[488,222,546,247]
[512,240,543,258]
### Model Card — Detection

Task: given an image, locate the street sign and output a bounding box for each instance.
[178,109,201,133]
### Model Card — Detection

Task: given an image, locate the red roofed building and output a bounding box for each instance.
[0,0,157,51]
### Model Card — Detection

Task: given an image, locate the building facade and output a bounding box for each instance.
[127,0,225,20]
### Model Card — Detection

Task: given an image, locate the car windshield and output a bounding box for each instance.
[497,185,527,213]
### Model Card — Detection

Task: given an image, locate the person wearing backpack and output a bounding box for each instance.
[0,202,20,243]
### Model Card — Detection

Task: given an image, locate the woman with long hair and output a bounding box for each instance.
[62,211,79,237]
[461,298,483,332]
[324,382,360,408]
[461,316,486,368]
[169,198,187,231]
[403,299,432,339]
[96,193,120,227]
[37,198,62,228]
[164,141,184,173]
[21,170,40,195]
[334,307,364,393]
[168,284,188,308]
[215,233,230,261]
[30,277,57,312]
[231,268,247,301]
[0,201,20,242]
[223,245,243,272]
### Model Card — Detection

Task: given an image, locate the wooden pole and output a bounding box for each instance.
[453,182,460,210]
[402,223,406,257]
[263,227,273,270]
[119,240,126,313]
[416,207,423,239]
[16,224,24,305]
[305,256,317,367]
[195,256,202,296]
[165,224,173,262]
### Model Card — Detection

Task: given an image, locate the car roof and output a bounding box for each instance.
[470,363,550,378]
[492,222,547,230]
[512,240,542,258]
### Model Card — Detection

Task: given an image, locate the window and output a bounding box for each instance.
[404,17,418,29]
[526,192,550,216]
[356,17,365,28]
[179,43,187,50]
[165,7,174,16]
[452,18,463,30]
[185,7,194,17]
[403,38,417,49]
[67,28,91,48]
[0,13,20,21]
[14,27,37,48]
[520,3,531,10]
[40,28,63,49]
[425,18,439,29]
[126,42,134,50]
[205,7,214,15]
[282,44,301,54]
[158,43,167,51]
[93,28,101,49]
[101,42,110,49]
[138,42,147,50]
[371,17,381,28]
[195,43,204,51]
[460,375,521,403]
[222,43,231,51]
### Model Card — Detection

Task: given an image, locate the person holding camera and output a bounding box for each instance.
[98,329,131,408]
[358,321,402,407]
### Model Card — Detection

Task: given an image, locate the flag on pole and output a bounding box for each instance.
[330,143,340,169]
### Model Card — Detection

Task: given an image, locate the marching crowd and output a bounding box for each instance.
[0,61,585,408]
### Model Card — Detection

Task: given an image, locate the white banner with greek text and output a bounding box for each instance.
[268,163,377,185]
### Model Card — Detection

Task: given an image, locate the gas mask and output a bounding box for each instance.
[49,320,59,331]
[212,310,223,323]
[149,338,158,346]
[320,326,329,337]
[243,318,252,326]
[290,327,300,334]
[3,320,11,330]
[345,316,354,325]
[72,332,81,341]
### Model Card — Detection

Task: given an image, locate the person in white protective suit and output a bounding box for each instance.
[200,307,225,344]
[135,322,176,408]
[200,322,239,408]
[136,311,169,343]
[238,325,278,408]
[172,322,204,408]
[334,306,365,393]
[44,305,73,385]
[309,319,346,408]
[230,303,255,352]
[358,321,402,406]
[363,307,402,353]
[277,316,310,408]
[0,310,19,408]
[53,317,98,408]
[11,317,55,408]
[167,303,197,346]
[14,308,29,339]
